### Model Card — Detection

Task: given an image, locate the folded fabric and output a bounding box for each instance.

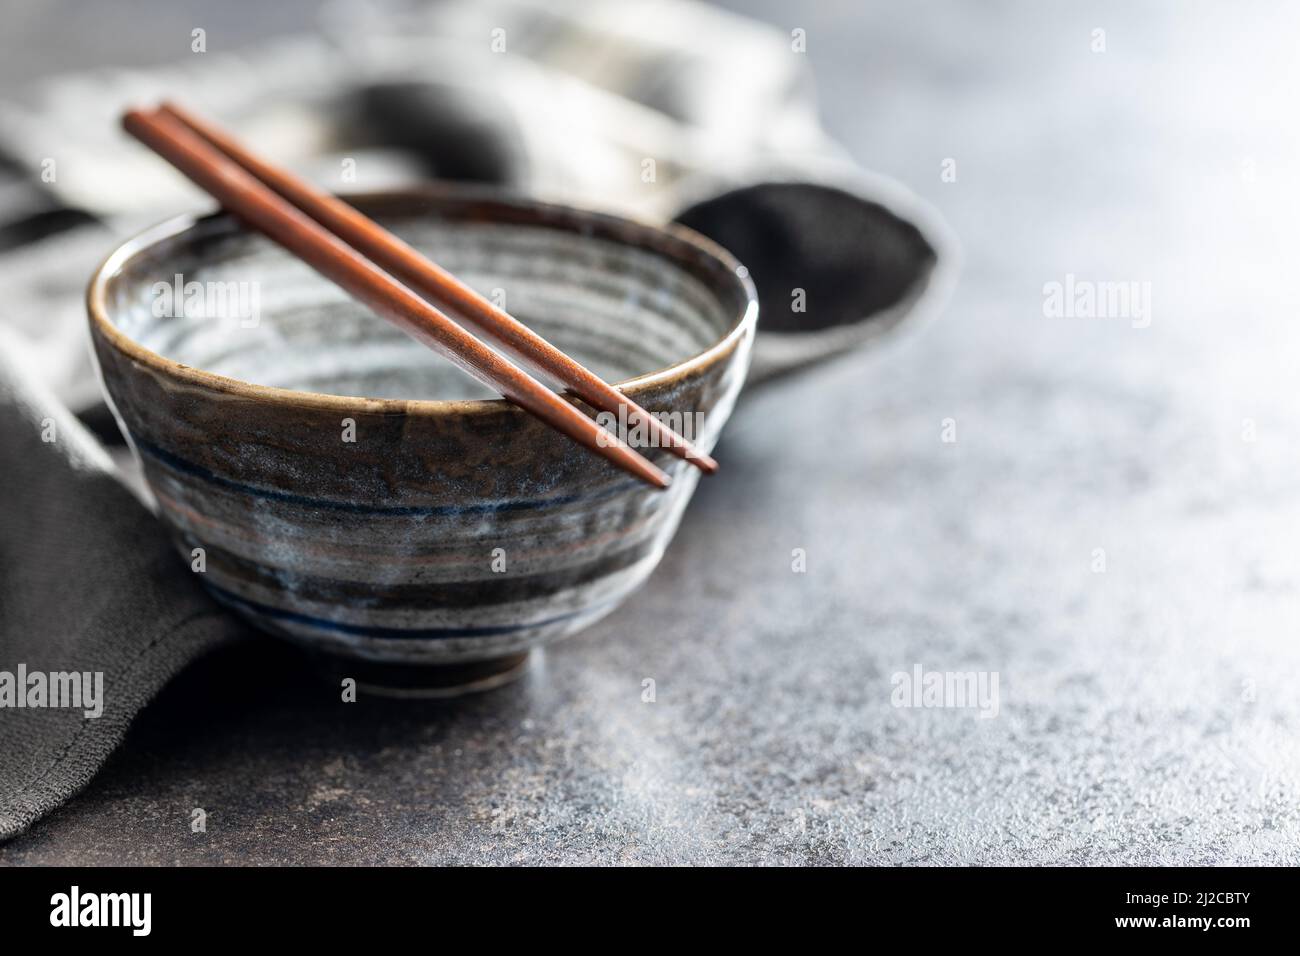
[0,0,954,412]
[0,331,245,840]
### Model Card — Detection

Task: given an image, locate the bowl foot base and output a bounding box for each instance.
[313,651,533,699]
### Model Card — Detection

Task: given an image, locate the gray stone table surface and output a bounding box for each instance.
[4,0,1300,864]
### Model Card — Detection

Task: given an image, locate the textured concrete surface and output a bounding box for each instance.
[4,0,1300,864]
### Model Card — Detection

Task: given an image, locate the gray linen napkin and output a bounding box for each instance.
[0,0,955,413]
[0,332,244,840]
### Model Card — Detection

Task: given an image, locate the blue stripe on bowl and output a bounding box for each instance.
[134,435,642,517]
[206,581,613,639]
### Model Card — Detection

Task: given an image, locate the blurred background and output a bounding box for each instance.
[2,0,1299,864]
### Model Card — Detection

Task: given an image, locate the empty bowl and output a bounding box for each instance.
[88,186,757,690]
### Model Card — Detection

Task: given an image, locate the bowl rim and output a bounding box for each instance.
[86,184,759,417]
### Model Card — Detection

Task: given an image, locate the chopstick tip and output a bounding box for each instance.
[691,452,720,474]
[120,106,151,131]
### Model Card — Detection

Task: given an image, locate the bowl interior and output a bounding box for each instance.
[100,194,742,402]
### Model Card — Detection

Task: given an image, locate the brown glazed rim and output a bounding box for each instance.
[86,185,759,418]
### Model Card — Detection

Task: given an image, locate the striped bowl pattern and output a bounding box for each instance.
[88,188,757,669]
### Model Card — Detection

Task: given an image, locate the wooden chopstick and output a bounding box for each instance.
[122,108,671,490]
[155,100,718,475]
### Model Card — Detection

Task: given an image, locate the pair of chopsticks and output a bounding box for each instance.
[122,103,717,490]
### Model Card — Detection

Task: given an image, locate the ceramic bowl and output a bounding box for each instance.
[88,187,756,688]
